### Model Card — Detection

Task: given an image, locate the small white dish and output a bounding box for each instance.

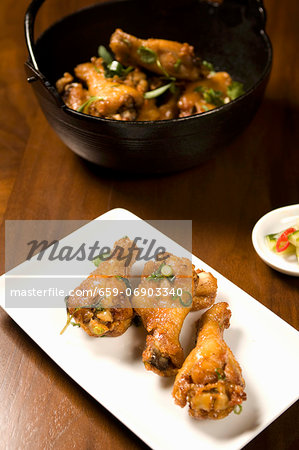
[252,204,299,276]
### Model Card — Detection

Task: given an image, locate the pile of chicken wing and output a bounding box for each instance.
[56,29,244,121]
[63,236,246,421]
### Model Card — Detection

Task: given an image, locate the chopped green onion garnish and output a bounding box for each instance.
[115,275,132,291]
[227,81,245,100]
[106,60,134,77]
[215,368,226,380]
[203,89,224,106]
[137,46,157,64]
[156,58,173,79]
[93,252,111,267]
[98,45,113,64]
[77,96,105,113]
[98,45,133,78]
[174,58,182,71]
[144,82,173,99]
[233,405,243,415]
[147,262,175,281]
[108,60,122,73]
[194,86,205,93]
[179,291,192,307]
[122,38,131,47]
[194,86,224,107]
[60,307,80,335]
[202,60,215,74]
[161,264,173,277]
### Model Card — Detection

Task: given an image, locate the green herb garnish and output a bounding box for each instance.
[174,58,182,71]
[98,45,133,78]
[233,405,243,415]
[137,46,157,64]
[106,60,134,78]
[194,86,205,93]
[203,89,224,106]
[202,60,215,74]
[156,59,175,80]
[194,86,224,107]
[227,81,245,100]
[90,295,105,311]
[93,252,111,267]
[172,290,192,307]
[179,291,192,307]
[60,307,80,335]
[147,262,168,280]
[215,368,226,380]
[98,45,114,64]
[71,322,81,327]
[77,96,105,113]
[122,38,131,47]
[147,263,176,282]
[144,82,174,99]
[115,275,132,291]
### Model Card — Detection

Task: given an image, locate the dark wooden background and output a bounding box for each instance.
[0,0,298,448]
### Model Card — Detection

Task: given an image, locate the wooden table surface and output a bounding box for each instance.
[0,0,298,448]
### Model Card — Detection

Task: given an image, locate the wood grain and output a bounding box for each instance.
[0,0,298,449]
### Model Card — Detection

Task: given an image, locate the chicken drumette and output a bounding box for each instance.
[173,302,246,419]
[133,254,217,376]
[110,28,202,81]
[65,237,136,337]
[56,57,145,120]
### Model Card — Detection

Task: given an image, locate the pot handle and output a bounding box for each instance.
[24,0,46,71]
[24,0,64,107]
[250,0,267,29]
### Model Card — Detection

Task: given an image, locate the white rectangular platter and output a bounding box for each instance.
[1,208,299,450]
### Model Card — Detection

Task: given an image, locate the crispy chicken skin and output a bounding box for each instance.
[192,267,218,311]
[62,83,89,111]
[137,92,179,121]
[178,71,232,117]
[110,28,202,81]
[67,237,136,337]
[173,302,246,419]
[133,255,217,376]
[73,59,144,120]
[56,72,74,94]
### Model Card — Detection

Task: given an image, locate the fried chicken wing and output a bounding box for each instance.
[192,267,218,311]
[61,82,89,111]
[66,237,136,337]
[133,255,217,376]
[123,66,148,93]
[178,71,232,117]
[173,302,246,419]
[73,59,144,120]
[110,29,202,81]
[56,72,74,94]
[137,92,179,121]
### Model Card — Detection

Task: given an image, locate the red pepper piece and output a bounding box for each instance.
[276,227,296,253]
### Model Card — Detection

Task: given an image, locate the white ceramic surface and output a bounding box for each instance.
[1,208,299,450]
[252,204,299,276]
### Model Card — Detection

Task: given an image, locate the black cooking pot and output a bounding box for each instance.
[24,0,272,174]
